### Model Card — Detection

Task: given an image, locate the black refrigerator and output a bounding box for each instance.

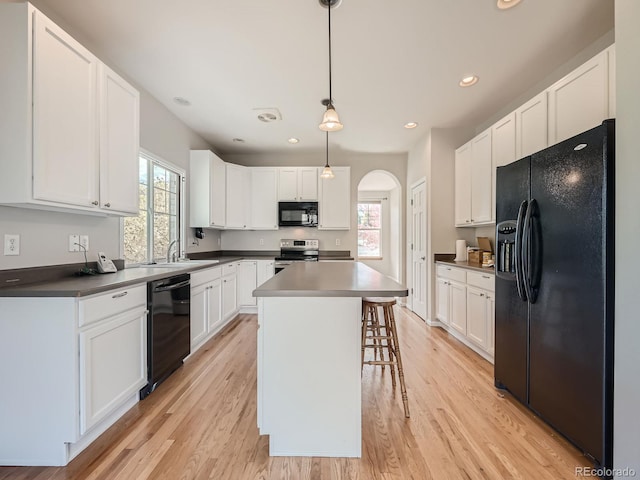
[494,119,614,471]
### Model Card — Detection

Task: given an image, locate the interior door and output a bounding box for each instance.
[411,181,427,320]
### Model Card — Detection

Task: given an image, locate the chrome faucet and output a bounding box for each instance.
[166,239,180,263]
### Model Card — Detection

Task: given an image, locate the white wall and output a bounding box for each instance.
[222,151,407,281]
[614,1,640,475]
[0,2,219,270]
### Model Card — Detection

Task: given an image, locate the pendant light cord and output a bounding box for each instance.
[328,1,333,104]
[326,131,329,167]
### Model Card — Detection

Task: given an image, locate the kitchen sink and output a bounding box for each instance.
[142,259,220,268]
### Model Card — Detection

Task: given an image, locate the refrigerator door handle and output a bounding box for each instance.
[515,200,528,301]
[522,198,538,304]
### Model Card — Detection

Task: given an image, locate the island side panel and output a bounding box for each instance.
[259,296,362,457]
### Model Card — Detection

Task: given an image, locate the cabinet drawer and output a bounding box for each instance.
[467,271,495,291]
[79,284,146,327]
[191,266,221,287]
[222,263,237,276]
[436,265,466,283]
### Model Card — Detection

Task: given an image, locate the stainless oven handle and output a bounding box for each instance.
[154,280,191,292]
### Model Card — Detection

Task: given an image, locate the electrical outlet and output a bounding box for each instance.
[79,235,89,251]
[217,237,221,246]
[335,238,341,246]
[69,234,79,252]
[259,238,264,246]
[4,234,20,256]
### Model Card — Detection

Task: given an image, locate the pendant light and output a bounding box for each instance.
[319,0,343,132]
[320,132,335,179]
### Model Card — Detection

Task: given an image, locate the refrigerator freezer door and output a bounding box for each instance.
[528,122,613,466]
[494,157,530,404]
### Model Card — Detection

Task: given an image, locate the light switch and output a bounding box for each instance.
[4,234,20,256]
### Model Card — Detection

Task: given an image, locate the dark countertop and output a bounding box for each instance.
[254,262,408,298]
[435,259,495,274]
[0,257,269,298]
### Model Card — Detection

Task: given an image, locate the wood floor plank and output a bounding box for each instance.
[0,310,592,479]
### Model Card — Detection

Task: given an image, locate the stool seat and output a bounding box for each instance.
[363,297,396,306]
[361,297,410,418]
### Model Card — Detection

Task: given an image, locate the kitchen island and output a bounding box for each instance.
[253,262,408,457]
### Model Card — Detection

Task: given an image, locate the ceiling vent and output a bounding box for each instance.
[254,107,282,123]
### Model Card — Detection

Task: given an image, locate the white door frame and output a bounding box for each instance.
[410,179,427,320]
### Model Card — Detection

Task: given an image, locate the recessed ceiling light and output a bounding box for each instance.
[459,75,479,87]
[404,122,418,129]
[497,0,522,10]
[288,138,300,144]
[173,97,191,106]
[232,138,245,143]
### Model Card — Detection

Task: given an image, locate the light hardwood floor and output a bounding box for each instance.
[0,308,591,479]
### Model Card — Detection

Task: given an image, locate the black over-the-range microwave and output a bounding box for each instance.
[278,202,318,227]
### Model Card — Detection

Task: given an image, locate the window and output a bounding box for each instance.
[357,202,382,258]
[123,151,185,265]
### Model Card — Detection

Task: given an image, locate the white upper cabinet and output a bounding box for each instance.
[32,9,99,208]
[318,166,350,230]
[278,167,318,201]
[492,112,517,168]
[607,45,616,118]
[0,3,140,216]
[548,49,610,144]
[225,163,250,229]
[454,142,472,226]
[516,91,548,159]
[455,130,492,227]
[98,63,140,215]
[189,150,226,228]
[250,168,278,230]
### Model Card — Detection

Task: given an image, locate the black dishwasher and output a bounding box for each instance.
[140,273,190,399]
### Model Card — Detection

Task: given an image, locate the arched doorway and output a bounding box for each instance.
[357,170,402,282]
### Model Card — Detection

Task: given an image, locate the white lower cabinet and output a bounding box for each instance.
[257,260,275,287]
[222,263,239,320]
[79,308,146,434]
[189,266,225,354]
[238,260,258,307]
[435,265,495,362]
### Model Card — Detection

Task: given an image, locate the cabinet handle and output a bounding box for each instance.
[482,275,491,279]
[104,203,111,208]
[486,296,491,300]
[480,293,485,297]
[446,267,451,270]
[112,291,128,299]
[91,200,99,206]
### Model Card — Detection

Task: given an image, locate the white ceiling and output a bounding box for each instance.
[35,0,613,156]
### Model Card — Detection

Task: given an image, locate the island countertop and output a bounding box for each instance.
[253,261,408,298]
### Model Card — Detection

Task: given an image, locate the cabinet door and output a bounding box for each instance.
[225,163,248,229]
[211,154,226,227]
[208,279,223,333]
[470,129,492,224]
[318,166,350,230]
[492,113,516,168]
[222,274,238,320]
[449,281,467,335]
[454,142,472,226]
[79,309,146,434]
[250,168,279,230]
[486,291,495,357]
[607,45,615,118]
[516,91,548,159]
[466,286,488,348]
[298,167,319,201]
[257,260,275,287]
[435,278,450,325]
[98,63,140,215]
[32,10,99,208]
[238,261,258,307]
[190,283,208,348]
[548,50,609,145]
[278,168,298,201]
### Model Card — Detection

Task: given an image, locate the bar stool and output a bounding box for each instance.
[361,297,410,418]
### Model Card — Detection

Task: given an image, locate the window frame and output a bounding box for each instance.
[120,149,186,266]
[357,200,383,260]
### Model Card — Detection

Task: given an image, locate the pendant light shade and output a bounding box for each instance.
[319,102,343,132]
[320,131,335,179]
[319,0,343,132]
